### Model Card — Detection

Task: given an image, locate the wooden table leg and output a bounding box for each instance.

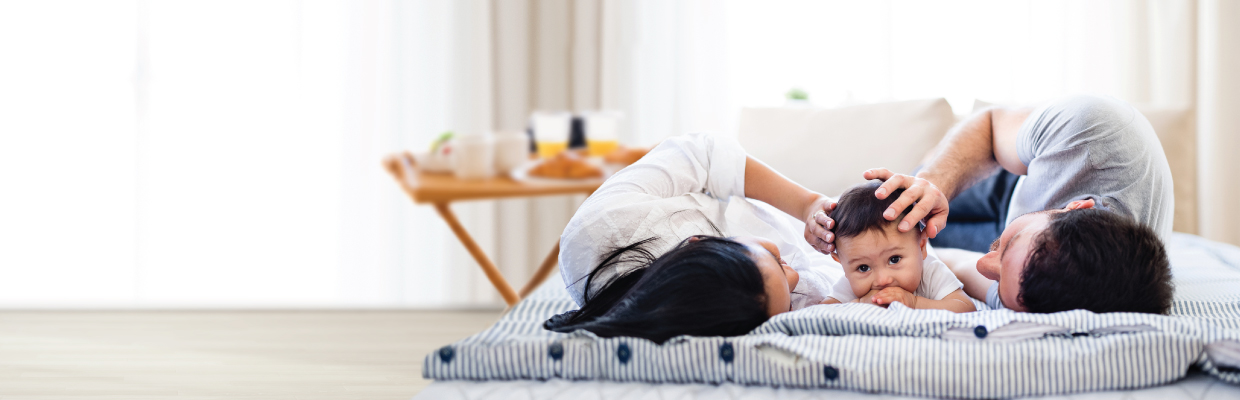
[432,203,521,306]
[519,242,560,299]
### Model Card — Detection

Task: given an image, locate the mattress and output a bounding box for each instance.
[416,233,1240,399]
[415,373,1240,400]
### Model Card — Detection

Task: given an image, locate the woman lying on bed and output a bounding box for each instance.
[545,132,842,344]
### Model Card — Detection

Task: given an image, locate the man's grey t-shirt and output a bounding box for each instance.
[1005,95,1174,240]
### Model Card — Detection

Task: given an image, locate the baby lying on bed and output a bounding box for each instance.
[821,181,975,312]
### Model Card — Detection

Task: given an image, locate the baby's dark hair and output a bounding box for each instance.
[831,180,917,240]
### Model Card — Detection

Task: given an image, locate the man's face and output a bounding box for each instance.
[975,210,1054,312]
[975,199,1097,311]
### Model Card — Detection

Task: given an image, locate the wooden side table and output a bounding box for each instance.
[382,152,600,306]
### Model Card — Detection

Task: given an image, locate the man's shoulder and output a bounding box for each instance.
[1045,95,1133,118]
[1022,95,1147,156]
[1016,95,1172,226]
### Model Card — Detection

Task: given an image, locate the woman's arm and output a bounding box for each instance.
[744,155,837,254]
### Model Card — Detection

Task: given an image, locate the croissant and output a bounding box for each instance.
[529,153,602,179]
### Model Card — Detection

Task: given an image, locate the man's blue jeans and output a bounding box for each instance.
[925,169,1021,253]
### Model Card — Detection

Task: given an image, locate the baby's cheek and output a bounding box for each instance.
[900,267,922,294]
[849,276,871,298]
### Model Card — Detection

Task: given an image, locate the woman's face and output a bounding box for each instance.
[731,236,800,316]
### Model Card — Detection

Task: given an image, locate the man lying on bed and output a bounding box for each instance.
[839,95,1174,314]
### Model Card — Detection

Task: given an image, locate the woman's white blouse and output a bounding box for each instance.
[558,132,842,310]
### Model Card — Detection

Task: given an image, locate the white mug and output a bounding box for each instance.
[452,133,495,180]
[493,131,531,174]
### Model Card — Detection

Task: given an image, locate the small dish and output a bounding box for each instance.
[509,157,616,185]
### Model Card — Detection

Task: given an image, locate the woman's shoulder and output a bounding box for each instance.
[566,193,727,246]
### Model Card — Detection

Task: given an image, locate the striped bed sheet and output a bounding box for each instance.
[415,375,1240,400]
[422,233,1240,398]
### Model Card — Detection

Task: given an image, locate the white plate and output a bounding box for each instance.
[509,158,617,186]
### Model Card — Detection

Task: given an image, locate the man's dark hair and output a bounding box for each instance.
[832,180,917,240]
[1020,208,1173,314]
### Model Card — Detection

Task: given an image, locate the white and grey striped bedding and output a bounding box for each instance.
[423,233,1240,398]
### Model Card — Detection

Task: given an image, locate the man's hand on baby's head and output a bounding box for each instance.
[862,168,949,239]
[871,287,918,308]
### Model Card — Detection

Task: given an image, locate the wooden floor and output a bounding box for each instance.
[0,310,502,399]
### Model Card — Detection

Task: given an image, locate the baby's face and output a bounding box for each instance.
[832,224,927,298]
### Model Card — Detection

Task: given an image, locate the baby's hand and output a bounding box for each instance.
[856,289,883,306]
[871,287,918,308]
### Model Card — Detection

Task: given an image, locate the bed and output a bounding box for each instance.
[414,233,1240,399]
[415,99,1226,399]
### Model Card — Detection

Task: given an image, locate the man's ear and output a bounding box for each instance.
[919,233,928,260]
[1066,199,1096,211]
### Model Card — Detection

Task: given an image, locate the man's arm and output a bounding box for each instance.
[917,107,1032,199]
[936,248,992,301]
[865,106,1034,234]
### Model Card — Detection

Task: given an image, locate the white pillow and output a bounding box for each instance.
[737,99,956,198]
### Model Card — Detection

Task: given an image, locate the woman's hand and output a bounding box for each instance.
[863,168,950,238]
[802,195,837,254]
[744,156,839,253]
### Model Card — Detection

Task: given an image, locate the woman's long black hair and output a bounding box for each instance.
[543,235,770,344]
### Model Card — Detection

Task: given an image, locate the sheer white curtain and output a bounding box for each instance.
[0,0,513,307]
[2,1,1234,308]
[598,0,733,146]
[724,0,1195,112]
[1197,0,1240,247]
[0,2,139,305]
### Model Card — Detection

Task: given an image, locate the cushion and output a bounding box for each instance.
[1138,107,1196,234]
[736,99,956,198]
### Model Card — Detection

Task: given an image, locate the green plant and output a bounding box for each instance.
[430,131,455,152]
